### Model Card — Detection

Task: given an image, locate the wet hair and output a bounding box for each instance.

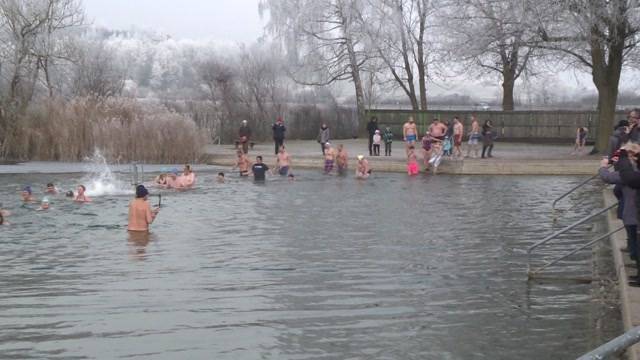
[136,185,149,198]
[78,185,86,191]
[256,156,263,161]
[218,172,224,177]
[184,164,192,172]
[409,145,415,150]
[47,183,54,188]
[288,174,295,178]
[65,190,74,197]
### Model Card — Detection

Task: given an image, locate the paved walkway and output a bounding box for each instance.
[204,139,601,175]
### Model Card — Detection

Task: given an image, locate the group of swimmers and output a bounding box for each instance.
[233,144,372,180]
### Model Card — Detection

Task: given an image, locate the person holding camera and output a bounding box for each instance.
[613,143,640,286]
[608,120,630,158]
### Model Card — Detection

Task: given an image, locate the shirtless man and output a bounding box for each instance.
[403,116,418,155]
[324,142,336,174]
[176,164,196,188]
[421,131,432,172]
[276,145,291,176]
[128,185,160,232]
[336,144,349,175]
[356,155,371,179]
[453,117,464,158]
[21,186,36,203]
[233,150,251,177]
[75,185,91,203]
[429,119,447,140]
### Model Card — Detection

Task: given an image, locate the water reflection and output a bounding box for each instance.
[128,231,155,260]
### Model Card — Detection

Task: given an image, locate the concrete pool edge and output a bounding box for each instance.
[604,190,640,360]
[205,155,600,175]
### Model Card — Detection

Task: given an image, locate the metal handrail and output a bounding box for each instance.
[552,172,602,210]
[527,203,618,273]
[577,325,640,359]
[528,225,625,277]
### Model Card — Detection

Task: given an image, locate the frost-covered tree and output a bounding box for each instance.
[260,0,369,127]
[442,0,541,111]
[537,0,640,152]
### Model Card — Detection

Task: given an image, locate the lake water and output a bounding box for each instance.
[0,162,621,359]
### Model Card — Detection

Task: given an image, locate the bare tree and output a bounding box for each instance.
[443,0,540,110]
[72,40,125,98]
[361,0,433,110]
[260,0,369,129]
[537,0,640,152]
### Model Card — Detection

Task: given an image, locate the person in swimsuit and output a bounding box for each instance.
[407,146,419,176]
[74,185,91,203]
[573,127,588,155]
[430,119,447,141]
[453,117,464,159]
[467,115,481,158]
[276,145,291,176]
[233,150,251,177]
[356,155,371,179]
[421,131,432,172]
[403,116,418,155]
[324,142,336,174]
[127,185,160,232]
[336,144,349,175]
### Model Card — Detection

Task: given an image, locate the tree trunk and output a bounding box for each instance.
[502,78,515,111]
[346,36,366,133]
[594,84,618,153]
[416,0,428,110]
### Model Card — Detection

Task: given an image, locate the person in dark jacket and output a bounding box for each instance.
[614,142,640,286]
[608,120,630,158]
[238,120,252,154]
[367,117,379,156]
[481,120,494,159]
[272,117,286,155]
[318,123,331,155]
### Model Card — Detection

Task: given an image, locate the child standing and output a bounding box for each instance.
[407,146,419,175]
[383,127,393,156]
[372,130,382,156]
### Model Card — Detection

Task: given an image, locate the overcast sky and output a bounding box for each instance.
[83,0,266,43]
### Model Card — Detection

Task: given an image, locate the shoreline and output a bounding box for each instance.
[205,154,600,175]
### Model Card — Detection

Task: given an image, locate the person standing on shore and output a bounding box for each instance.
[453,117,464,159]
[372,130,381,156]
[571,127,588,155]
[336,144,349,175]
[403,116,418,155]
[128,185,160,232]
[318,123,331,155]
[239,120,252,154]
[481,120,495,159]
[272,117,286,155]
[367,116,379,156]
[276,145,291,176]
[467,115,481,158]
[383,127,393,156]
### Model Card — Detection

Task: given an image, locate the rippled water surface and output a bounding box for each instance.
[0,164,619,359]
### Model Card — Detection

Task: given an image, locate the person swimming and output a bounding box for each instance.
[127,185,160,232]
[36,197,50,211]
[0,204,9,225]
[65,190,74,198]
[176,164,196,188]
[21,186,36,203]
[45,183,57,194]
[217,172,225,183]
[356,155,371,179]
[74,185,91,203]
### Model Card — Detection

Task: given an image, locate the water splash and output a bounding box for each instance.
[81,149,133,197]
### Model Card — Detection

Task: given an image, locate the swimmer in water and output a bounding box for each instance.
[232,150,251,177]
[217,172,225,183]
[74,185,91,203]
[45,183,57,195]
[127,185,160,232]
[65,190,74,198]
[21,186,36,203]
[324,142,336,174]
[36,197,50,211]
[176,164,196,188]
[0,205,9,225]
[276,145,291,176]
[356,155,371,179]
[336,144,349,175]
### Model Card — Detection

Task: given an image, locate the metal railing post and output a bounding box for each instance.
[577,326,640,359]
[552,172,602,210]
[526,203,618,273]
